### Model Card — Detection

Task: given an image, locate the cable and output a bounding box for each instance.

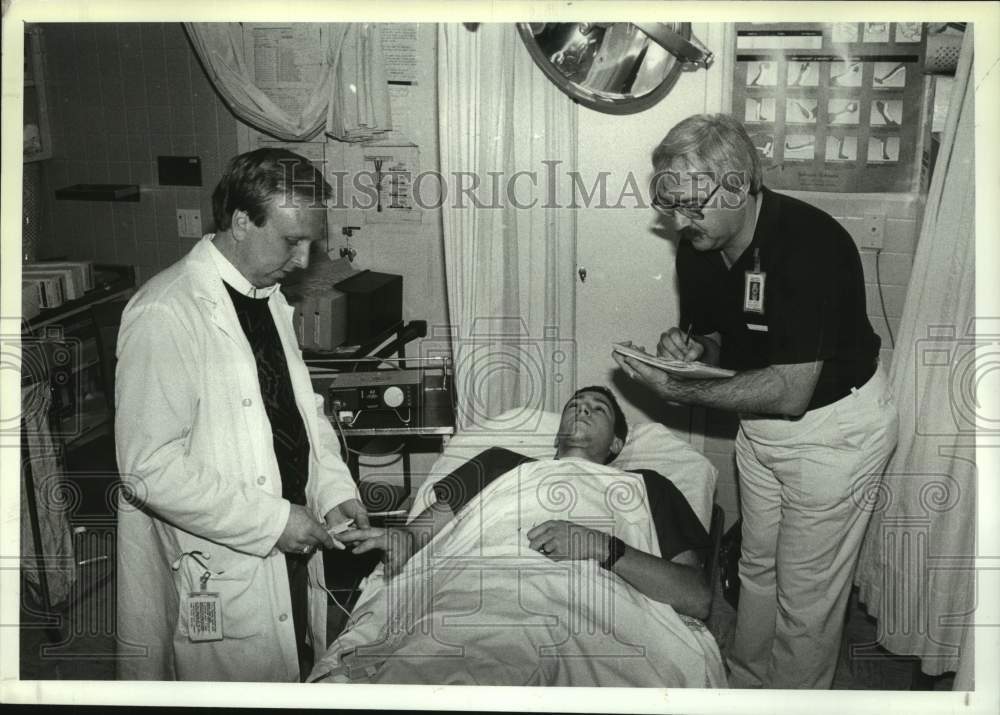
[306,568,372,635]
[331,410,407,459]
[391,407,412,426]
[874,248,895,349]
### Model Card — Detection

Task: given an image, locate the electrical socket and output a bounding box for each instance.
[176,209,202,238]
[859,212,885,250]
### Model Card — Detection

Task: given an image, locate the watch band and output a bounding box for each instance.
[599,535,626,570]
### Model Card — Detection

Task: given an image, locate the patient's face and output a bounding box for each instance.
[556,390,621,463]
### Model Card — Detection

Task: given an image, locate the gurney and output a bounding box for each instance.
[309,407,727,687]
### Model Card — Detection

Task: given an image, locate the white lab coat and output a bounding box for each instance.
[115,236,359,682]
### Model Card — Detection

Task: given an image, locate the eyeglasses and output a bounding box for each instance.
[651,182,721,221]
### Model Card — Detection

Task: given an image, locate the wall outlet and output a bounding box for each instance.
[859,212,885,250]
[177,209,202,238]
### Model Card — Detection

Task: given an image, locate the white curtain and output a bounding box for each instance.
[437,24,578,430]
[855,28,976,682]
[185,23,391,142]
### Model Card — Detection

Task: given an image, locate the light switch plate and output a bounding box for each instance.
[177,209,202,238]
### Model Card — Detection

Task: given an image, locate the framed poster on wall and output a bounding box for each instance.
[731,22,930,193]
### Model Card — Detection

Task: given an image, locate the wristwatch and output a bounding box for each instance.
[599,535,626,570]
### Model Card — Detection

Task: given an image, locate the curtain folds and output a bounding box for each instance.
[185,23,390,142]
[437,24,578,430]
[855,28,976,681]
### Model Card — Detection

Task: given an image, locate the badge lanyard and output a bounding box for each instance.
[172,550,225,643]
[743,247,766,314]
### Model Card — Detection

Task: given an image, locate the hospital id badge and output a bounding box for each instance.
[743,247,766,314]
[187,591,223,642]
[744,270,765,314]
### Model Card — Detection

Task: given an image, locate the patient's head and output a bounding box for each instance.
[555,386,628,465]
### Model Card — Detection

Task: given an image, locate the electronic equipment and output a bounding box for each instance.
[334,270,403,345]
[326,368,422,426]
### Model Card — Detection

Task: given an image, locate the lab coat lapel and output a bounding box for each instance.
[186,237,245,346]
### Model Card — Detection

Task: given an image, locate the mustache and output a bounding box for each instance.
[679,227,703,241]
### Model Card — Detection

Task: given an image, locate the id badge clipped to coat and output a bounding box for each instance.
[188,570,223,643]
[743,247,766,315]
[172,551,225,643]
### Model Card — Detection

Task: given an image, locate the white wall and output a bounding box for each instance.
[575,24,730,433]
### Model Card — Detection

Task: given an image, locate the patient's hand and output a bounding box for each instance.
[527,520,608,562]
[339,527,415,577]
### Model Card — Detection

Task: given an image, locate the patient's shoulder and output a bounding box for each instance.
[473,446,536,470]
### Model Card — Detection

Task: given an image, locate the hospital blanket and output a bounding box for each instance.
[309,458,726,687]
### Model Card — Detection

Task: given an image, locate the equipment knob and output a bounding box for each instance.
[383,386,405,408]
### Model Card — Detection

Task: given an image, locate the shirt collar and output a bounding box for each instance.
[751,186,778,249]
[726,186,773,270]
[204,234,281,299]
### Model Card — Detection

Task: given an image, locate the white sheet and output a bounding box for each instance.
[309,458,727,687]
[409,408,718,530]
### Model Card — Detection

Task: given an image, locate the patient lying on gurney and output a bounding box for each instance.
[314,386,725,687]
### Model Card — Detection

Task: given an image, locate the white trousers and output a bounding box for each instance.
[727,366,898,689]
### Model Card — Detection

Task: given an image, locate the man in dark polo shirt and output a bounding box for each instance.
[614,114,899,689]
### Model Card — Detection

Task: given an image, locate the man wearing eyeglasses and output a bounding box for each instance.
[614,113,898,689]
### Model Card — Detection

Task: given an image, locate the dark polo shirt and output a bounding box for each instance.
[676,186,879,411]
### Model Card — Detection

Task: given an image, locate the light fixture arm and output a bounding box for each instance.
[632,23,714,70]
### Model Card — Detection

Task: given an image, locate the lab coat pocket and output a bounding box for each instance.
[176,556,262,641]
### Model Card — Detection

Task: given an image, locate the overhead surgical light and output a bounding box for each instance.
[517,22,713,114]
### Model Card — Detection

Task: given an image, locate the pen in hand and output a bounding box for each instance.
[682,323,699,362]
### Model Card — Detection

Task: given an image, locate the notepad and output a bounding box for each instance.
[613,343,736,379]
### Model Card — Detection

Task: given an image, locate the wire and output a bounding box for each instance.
[874,249,895,349]
[331,410,407,459]
[306,568,372,635]
[391,407,412,425]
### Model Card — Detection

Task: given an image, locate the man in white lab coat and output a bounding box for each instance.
[115,148,368,682]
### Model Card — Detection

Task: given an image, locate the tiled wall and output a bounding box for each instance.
[788,190,920,370]
[37,23,239,284]
[703,191,922,529]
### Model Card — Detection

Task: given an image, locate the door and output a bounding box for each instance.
[573,23,732,438]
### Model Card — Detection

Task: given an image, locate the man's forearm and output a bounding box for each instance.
[610,545,711,620]
[657,365,796,416]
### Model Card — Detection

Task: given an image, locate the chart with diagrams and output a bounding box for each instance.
[732,22,928,192]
